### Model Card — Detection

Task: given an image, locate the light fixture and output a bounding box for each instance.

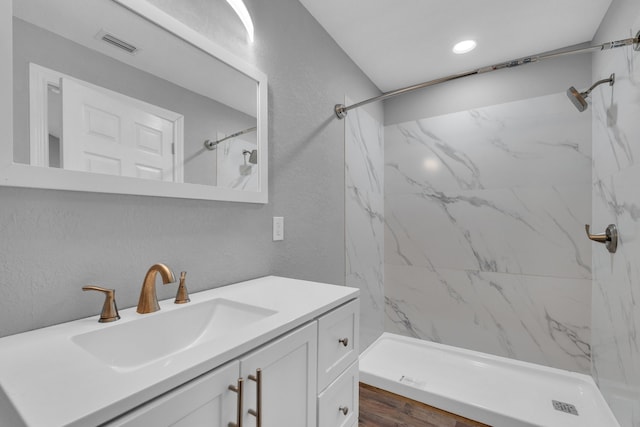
[226,0,254,43]
[452,40,477,54]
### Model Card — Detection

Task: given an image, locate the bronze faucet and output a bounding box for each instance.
[174,271,190,304]
[137,263,176,314]
[82,285,120,322]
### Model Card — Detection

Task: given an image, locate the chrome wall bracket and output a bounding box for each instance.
[635,30,640,51]
[585,224,618,253]
[335,104,347,119]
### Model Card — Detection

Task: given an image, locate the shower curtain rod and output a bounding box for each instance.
[204,126,257,150]
[334,31,640,119]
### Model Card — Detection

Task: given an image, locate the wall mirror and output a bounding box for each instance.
[1,0,268,203]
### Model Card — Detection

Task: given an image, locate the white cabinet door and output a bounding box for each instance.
[240,322,318,427]
[105,361,240,427]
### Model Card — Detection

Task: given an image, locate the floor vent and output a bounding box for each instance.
[552,400,579,416]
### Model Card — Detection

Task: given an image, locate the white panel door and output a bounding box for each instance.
[240,322,318,427]
[61,77,183,182]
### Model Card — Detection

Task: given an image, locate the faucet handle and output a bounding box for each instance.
[174,271,190,304]
[82,285,121,323]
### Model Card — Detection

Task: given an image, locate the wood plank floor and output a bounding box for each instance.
[359,383,491,427]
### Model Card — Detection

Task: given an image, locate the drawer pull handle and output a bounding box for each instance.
[248,369,262,427]
[228,378,244,427]
[338,337,349,347]
[339,406,349,415]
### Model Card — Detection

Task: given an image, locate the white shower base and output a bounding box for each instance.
[359,333,619,427]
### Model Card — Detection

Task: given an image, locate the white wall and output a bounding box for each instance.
[385,53,592,125]
[590,0,640,424]
[345,101,385,350]
[383,55,594,372]
[0,0,381,338]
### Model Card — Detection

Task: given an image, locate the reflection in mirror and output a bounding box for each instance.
[12,0,261,191]
[205,125,258,190]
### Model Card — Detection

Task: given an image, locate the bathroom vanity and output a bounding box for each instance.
[0,276,359,427]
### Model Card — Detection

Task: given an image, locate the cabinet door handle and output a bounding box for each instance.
[248,368,262,427]
[339,406,349,415]
[228,378,244,427]
[338,337,349,347]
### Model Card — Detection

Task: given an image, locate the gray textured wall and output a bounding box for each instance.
[0,0,381,337]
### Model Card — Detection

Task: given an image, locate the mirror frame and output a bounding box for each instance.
[0,0,268,203]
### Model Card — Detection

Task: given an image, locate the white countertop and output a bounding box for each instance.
[0,276,358,427]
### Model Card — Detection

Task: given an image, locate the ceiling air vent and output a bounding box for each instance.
[97,31,138,54]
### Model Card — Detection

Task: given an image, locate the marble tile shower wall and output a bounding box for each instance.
[590,16,640,426]
[384,92,593,373]
[345,103,385,350]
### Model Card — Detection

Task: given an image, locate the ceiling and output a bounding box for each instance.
[298,0,613,92]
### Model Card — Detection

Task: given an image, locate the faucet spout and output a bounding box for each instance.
[137,263,176,314]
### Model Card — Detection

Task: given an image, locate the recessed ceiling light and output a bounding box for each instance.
[452,40,477,54]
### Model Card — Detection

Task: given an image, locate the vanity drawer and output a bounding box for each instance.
[317,361,359,427]
[317,299,359,391]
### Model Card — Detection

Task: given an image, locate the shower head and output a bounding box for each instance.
[566,73,615,112]
[243,149,258,165]
[566,87,588,112]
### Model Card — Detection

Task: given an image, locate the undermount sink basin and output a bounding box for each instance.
[72,298,277,371]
